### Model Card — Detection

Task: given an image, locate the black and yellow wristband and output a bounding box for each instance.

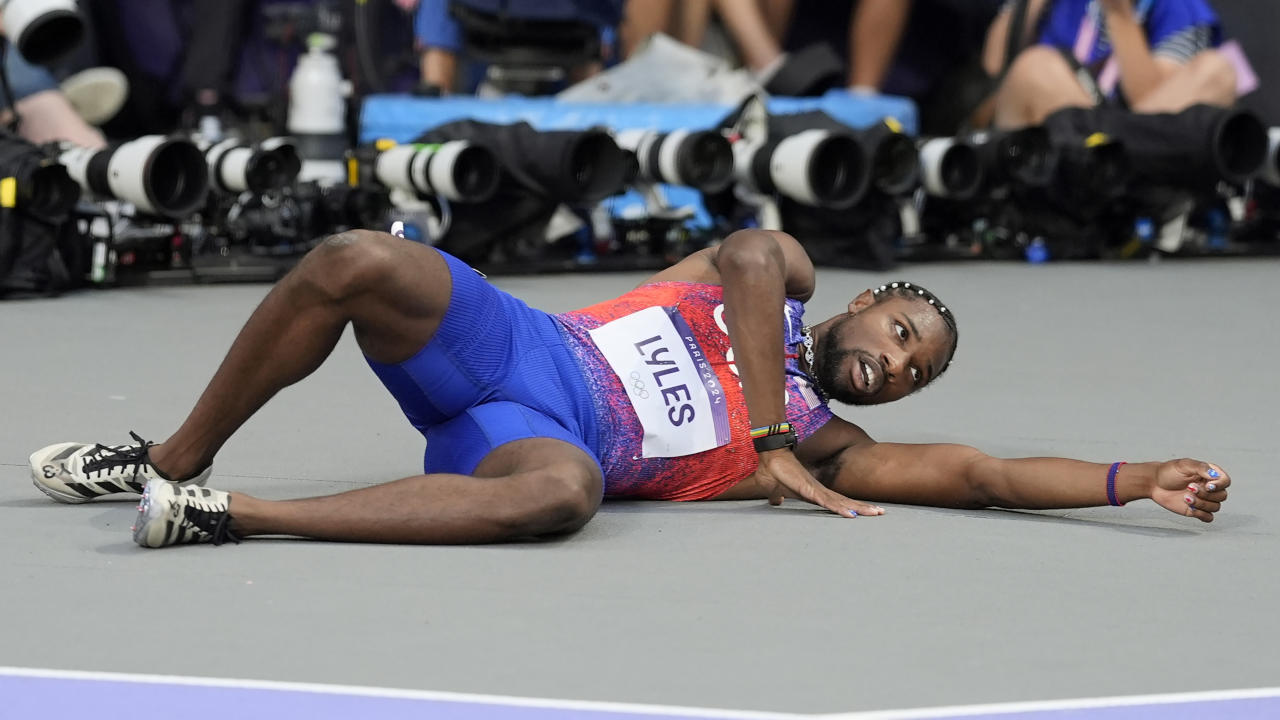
[750,422,797,453]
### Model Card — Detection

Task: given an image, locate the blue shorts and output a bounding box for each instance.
[3,49,58,106]
[414,0,462,52]
[366,249,602,480]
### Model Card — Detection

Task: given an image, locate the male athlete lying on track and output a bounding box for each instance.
[28,229,1230,547]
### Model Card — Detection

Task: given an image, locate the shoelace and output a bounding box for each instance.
[180,493,241,546]
[209,512,241,546]
[82,431,155,478]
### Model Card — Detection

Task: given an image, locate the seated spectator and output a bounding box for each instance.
[621,0,915,96]
[1,43,124,149]
[983,0,1239,129]
[414,0,625,95]
[620,0,710,60]
[721,0,913,94]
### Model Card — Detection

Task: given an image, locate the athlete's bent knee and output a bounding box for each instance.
[502,467,601,537]
[305,230,400,301]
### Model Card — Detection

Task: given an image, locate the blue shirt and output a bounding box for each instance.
[1037,0,1222,69]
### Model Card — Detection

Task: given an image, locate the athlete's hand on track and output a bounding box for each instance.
[756,449,884,518]
[1151,458,1230,523]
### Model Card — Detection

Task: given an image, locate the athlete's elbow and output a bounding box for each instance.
[718,231,783,273]
[959,449,1003,509]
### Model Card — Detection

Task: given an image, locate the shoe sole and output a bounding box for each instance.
[59,67,129,125]
[133,479,176,548]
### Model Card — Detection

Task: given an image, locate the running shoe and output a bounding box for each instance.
[133,479,240,548]
[29,432,211,504]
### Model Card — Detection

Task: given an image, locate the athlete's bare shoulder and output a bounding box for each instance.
[635,230,813,294]
[637,247,721,287]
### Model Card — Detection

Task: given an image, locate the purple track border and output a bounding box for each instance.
[3,667,1279,720]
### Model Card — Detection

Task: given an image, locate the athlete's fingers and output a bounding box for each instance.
[1201,463,1231,492]
[819,488,884,518]
[1186,482,1228,504]
[1183,494,1222,515]
[1180,494,1217,523]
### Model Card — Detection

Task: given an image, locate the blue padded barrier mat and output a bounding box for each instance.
[358,90,918,143]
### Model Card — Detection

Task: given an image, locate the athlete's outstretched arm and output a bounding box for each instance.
[813,424,1230,523]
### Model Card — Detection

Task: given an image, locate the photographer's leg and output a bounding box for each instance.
[992,46,1094,129]
[1130,50,1237,114]
[149,231,451,480]
[12,90,107,148]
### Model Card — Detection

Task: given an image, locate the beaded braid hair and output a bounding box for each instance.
[871,281,958,377]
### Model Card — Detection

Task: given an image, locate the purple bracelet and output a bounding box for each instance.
[1107,461,1127,507]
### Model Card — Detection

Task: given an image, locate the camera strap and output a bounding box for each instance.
[1003,0,1034,79]
[0,38,20,133]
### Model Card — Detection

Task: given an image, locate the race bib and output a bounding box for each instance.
[589,306,731,458]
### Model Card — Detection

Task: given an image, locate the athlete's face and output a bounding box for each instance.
[812,291,954,406]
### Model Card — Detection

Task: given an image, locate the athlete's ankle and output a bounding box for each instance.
[146,443,208,482]
[224,493,259,538]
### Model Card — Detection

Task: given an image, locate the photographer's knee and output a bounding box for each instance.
[1188,50,1238,105]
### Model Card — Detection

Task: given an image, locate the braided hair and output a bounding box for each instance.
[871,281,958,377]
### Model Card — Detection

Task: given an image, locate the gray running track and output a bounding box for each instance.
[2,257,1277,715]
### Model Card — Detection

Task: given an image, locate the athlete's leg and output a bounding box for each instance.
[149,230,450,480]
[1129,49,1237,114]
[206,438,601,544]
[992,45,1095,129]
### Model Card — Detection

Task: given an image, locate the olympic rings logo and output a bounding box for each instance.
[628,371,650,399]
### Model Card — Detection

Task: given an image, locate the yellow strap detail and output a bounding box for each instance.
[1084,132,1110,148]
[0,177,16,208]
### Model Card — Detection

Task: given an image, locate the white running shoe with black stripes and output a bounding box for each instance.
[133,479,240,548]
[28,432,211,504]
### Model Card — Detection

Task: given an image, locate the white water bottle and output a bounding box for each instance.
[287,33,351,185]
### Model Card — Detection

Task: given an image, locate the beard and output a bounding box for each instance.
[810,317,868,405]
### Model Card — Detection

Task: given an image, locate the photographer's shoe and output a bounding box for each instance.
[29,432,210,504]
[59,67,129,126]
[133,479,240,548]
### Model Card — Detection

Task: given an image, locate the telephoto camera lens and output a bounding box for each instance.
[1,0,84,64]
[1055,135,1130,202]
[1262,128,1280,187]
[412,122,633,204]
[917,137,983,200]
[967,126,1055,189]
[19,162,80,219]
[1045,105,1267,189]
[736,129,869,208]
[373,140,501,203]
[614,129,734,193]
[857,121,920,196]
[205,137,302,194]
[59,135,209,217]
[0,132,81,220]
[538,130,631,203]
[1206,110,1268,183]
